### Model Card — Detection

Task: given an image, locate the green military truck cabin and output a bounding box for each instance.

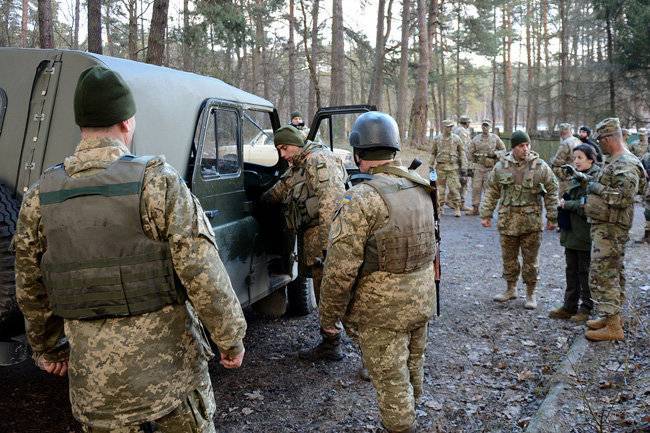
[0,48,308,363]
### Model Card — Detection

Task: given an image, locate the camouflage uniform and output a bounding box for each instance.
[627,129,648,158]
[469,131,506,208]
[584,152,646,317]
[641,152,650,241]
[453,123,472,209]
[13,138,247,431]
[263,141,347,300]
[319,162,436,433]
[480,151,559,290]
[429,130,467,212]
[551,130,582,197]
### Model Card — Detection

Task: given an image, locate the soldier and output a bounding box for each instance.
[13,66,247,432]
[583,118,647,341]
[289,110,309,139]
[317,111,436,433]
[578,125,604,163]
[628,128,648,158]
[454,115,474,213]
[468,119,506,215]
[638,151,650,244]
[261,125,348,360]
[551,123,582,197]
[430,119,467,217]
[480,131,559,309]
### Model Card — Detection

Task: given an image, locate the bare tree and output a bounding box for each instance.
[87,0,102,53]
[38,0,54,48]
[182,0,191,70]
[146,0,169,65]
[558,0,569,120]
[124,0,138,60]
[288,0,296,111]
[502,2,513,134]
[104,0,114,56]
[21,0,29,47]
[368,0,394,109]
[407,0,433,149]
[306,0,320,121]
[330,0,345,106]
[396,0,411,142]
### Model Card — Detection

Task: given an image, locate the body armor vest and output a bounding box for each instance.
[495,157,546,207]
[434,134,461,167]
[359,170,435,277]
[39,155,185,320]
[472,133,500,168]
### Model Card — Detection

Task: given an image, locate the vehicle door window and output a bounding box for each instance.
[242,110,278,167]
[201,107,240,178]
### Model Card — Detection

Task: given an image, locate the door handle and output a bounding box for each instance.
[205,210,220,218]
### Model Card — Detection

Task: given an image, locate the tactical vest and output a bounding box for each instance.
[495,157,546,207]
[472,134,500,168]
[39,155,186,320]
[434,135,461,167]
[359,168,436,277]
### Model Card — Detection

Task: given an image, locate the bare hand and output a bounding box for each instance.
[220,349,245,369]
[546,221,557,231]
[481,218,491,228]
[559,198,565,208]
[38,359,68,377]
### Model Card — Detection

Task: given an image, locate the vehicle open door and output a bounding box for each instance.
[306,105,376,174]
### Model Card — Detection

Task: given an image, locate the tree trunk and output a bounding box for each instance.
[368,0,393,109]
[182,0,191,71]
[455,1,461,119]
[288,0,296,112]
[330,0,346,106]
[105,1,114,56]
[146,0,169,65]
[502,3,513,134]
[490,5,497,127]
[306,0,320,121]
[407,0,432,149]
[87,0,102,53]
[558,0,568,121]
[605,16,615,115]
[439,12,447,122]
[396,0,411,143]
[22,0,30,47]
[37,0,54,48]
[525,0,535,131]
[514,41,522,130]
[127,0,138,60]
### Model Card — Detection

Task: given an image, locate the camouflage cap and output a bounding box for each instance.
[558,123,572,131]
[481,119,491,126]
[443,119,454,127]
[459,115,471,124]
[594,117,621,139]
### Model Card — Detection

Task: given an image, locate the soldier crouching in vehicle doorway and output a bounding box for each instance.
[480,131,559,309]
[261,125,348,360]
[316,112,437,433]
[13,66,247,433]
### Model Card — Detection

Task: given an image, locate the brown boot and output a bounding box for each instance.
[524,285,537,309]
[635,231,650,244]
[548,306,574,320]
[467,205,479,216]
[462,205,473,212]
[585,314,624,341]
[586,316,608,330]
[494,282,517,302]
[454,208,461,217]
[386,423,418,433]
[570,310,590,323]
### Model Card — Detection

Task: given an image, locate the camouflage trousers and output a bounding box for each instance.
[471,167,491,207]
[460,176,469,205]
[590,223,628,317]
[82,382,216,433]
[358,323,428,432]
[311,264,323,304]
[437,168,461,209]
[499,231,541,286]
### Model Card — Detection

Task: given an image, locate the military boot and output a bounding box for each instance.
[462,204,473,212]
[524,285,537,309]
[548,306,574,320]
[467,205,479,216]
[585,314,624,342]
[454,208,461,217]
[635,230,650,244]
[385,423,418,433]
[569,310,590,323]
[586,316,609,330]
[298,331,344,361]
[493,281,517,302]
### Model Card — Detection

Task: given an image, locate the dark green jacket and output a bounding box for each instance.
[560,165,601,251]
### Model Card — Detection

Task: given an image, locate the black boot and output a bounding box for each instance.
[298,331,344,361]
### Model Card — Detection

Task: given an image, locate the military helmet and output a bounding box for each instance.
[442,119,455,127]
[349,111,400,151]
[459,115,471,124]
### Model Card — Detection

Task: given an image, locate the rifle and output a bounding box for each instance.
[408,158,441,317]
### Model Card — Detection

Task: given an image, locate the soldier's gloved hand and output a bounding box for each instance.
[459,169,468,177]
[561,164,576,176]
[587,181,605,195]
[572,171,590,184]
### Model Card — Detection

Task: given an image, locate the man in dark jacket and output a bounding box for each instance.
[578,126,603,163]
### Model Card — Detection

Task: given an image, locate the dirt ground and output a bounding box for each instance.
[0,196,648,433]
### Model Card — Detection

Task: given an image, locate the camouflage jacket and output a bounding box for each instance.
[551,135,582,181]
[469,132,506,169]
[429,132,467,171]
[584,151,646,229]
[263,141,347,265]
[480,151,559,236]
[319,161,436,332]
[13,137,246,428]
[453,125,471,148]
[628,140,648,159]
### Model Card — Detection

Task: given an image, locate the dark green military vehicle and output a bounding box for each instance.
[0,48,373,364]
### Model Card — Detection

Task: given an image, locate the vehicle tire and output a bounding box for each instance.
[286,276,316,317]
[252,286,288,319]
[0,184,23,339]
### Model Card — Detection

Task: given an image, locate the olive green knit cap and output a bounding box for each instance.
[274,125,305,147]
[74,66,136,127]
[510,130,530,148]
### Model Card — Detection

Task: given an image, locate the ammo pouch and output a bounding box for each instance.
[483,156,496,169]
[39,155,186,320]
[358,173,435,277]
[584,194,633,227]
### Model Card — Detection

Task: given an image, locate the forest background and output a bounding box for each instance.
[2,0,649,148]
